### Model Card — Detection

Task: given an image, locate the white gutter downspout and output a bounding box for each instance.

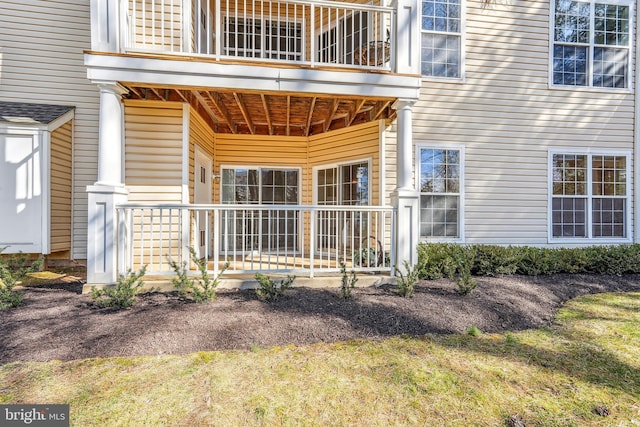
[635,4,640,244]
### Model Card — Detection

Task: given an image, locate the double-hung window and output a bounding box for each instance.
[421,0,463,78]
[552,0,633,89]
[550,152,629,240]
[417,147,463,240]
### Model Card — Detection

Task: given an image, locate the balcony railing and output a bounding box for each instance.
[123,0,395,70]
[116,204,396,277]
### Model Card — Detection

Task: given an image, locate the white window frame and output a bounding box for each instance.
[415,144,465,242]
[549,0,634,92]
[312,158,372,206]
[420,0,466,81]
[220,165,302,204]
[548,149,632,243]
[219,165,302,254]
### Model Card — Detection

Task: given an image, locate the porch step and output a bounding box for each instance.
[83,274,395,293]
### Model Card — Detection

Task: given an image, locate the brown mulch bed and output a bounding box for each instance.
[1,274,639,363]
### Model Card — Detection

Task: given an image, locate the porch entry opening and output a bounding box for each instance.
[221,167,299,253]
[316,161,370,253]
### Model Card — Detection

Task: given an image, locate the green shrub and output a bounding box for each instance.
[255,273,295,302]
[417,243,458,280]
[396,260,419,298]
[90,266,147,309]
[456,271,478,296]
[472,245,518,276]
[0,248,43,310]
[417,243,640,280]
[169,248,228,302]
[513,247,560,276]
[339,262,357,299]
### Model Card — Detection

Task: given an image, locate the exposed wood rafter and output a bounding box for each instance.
[233,92,254,135]
[193,91,226,133]
[373,100,392,121]
[261,94,273,136]
[324,99,340,132]
[348,99,367,126]
[286,96,291,137]
[304,97,317,137]
[205,92,236,134]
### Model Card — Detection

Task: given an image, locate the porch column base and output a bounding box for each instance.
[86,184,129,286]
[392,188,419,273]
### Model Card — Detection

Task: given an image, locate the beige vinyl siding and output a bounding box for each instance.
[308,120,382,206]
[0,1,99,259]
[213,134,308,203]
[124,100,184,201]
[124,101,184,270]
[50,121,73,253]
[189,107,215,204]
[410,0,636,245]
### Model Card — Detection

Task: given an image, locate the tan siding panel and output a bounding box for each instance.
[411,0,636,245]
[0,1,100,259]
[50,122,73,252]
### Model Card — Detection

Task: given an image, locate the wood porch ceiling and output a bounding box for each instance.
[122,84,396,136]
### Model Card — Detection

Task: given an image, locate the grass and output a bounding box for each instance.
[1,292,640,426]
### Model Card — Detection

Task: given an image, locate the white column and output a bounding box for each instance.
[87,82,129,285]
[392,99,419,273]
[97,83,127,186]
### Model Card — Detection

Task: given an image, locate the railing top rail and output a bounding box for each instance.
[128,0,394,12]
[117,203,396,212]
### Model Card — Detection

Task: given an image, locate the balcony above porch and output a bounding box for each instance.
[87,0,421,111]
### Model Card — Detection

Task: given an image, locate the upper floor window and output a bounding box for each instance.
[552,0,633,89]
[421,0,462,78]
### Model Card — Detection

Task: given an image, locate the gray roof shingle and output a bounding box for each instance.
[0,101,75,125]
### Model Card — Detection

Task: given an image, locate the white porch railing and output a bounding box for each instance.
[123,0,395,71]
[116,204,396,277]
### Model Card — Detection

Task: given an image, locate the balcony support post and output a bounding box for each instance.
[391,99,418,274]
[87,82,129,286]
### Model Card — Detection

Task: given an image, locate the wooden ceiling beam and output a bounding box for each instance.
[348,99,367,126]
[127,86,143,99]
[373,100,392,120]
[174,89,190,104]
[205,91,236,134]
[324,99,340,132]
[233,92,254,135]
[286,96,291,137]
[149,87,165,101]
[304,97,317,137]
[193,90,230,133]
[261,94,273,136]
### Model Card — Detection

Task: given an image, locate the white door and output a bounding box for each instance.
[0,133,43,253]
[194,147,212,257]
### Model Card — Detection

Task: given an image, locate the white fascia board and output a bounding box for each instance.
[85,54,421,100]
[46,110,75,132]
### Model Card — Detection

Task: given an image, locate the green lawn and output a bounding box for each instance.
[1,292,639,426]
